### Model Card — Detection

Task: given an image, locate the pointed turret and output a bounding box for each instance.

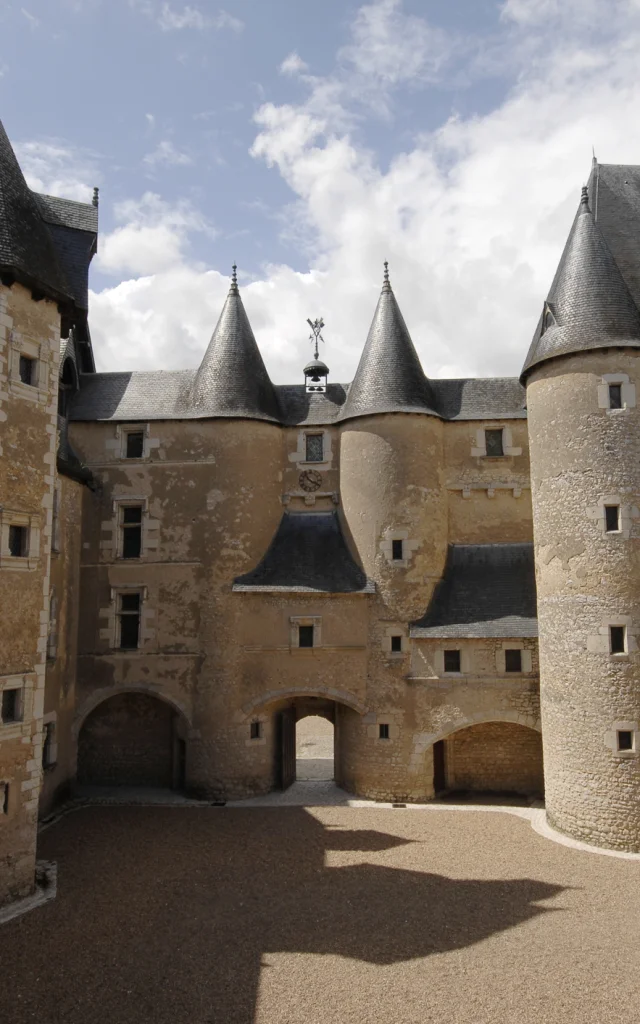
[521,186,640,380]
[191,265,280,421]
[339,262,437,421]
[0,118,70,302]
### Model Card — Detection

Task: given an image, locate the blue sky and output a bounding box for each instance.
[1,0,640,383]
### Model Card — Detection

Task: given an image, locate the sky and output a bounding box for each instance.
[2,0,640,384]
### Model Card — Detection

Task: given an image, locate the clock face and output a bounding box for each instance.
[299,469,323,492]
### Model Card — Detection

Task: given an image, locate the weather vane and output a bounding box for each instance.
[307,318,325,361]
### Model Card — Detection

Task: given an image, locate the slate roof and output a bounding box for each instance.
[430,377,526,420]
[589,161,640,310]
[35,193,98,233]
[338,271,438,422]
[0,119,71,302]
[190,274,281,422]
[522,186,640,380]
[36,193,98,311]
[233,512,375,593]
[410,544,538,639]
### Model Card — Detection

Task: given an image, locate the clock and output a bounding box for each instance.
[299,469,323,492]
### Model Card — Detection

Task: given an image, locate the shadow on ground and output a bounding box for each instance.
[0,807,563,1024]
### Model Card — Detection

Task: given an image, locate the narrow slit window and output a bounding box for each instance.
[250,721,262,740]
[305,433,324,463]
[8,525,28,558]
[391,539,404,561]
[19,355,35,386]
[119,592,141,650]
[609,384,623,409]
[379,723,390,740]
[121,506,143,559]
[390,635,402,653]
[298,624,314,648]
[609,625,626,654]
[605,505,621,532]
[2,783,8,815]
[42,722,56,767]
[485,428,504,457]
[617,730,634,752]
[444,649,461,673]
[125,431,145,459]
[1,688,20,723]
[505,649,522,673]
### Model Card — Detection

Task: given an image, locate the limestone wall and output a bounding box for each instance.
[446,722,543,795]
[527,350,640,851]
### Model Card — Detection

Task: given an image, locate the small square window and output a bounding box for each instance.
[444,649,461,673]
[19,355,35,386]
[617,730,634,752]
[379,723,390,740]
[391,539,404,561]
[1,688,20,723]
[485,429,504,457]
[125,431,145,459]
[605,505,621,532]
[505,649,522,673]
[609,384,623,410]
[298,624,314,648]
[8,525,28,557]
[390,635,402,653]
[610,625,626,654]
[305,433,324,463]
[250,721,262,740]
[2,783,8,815]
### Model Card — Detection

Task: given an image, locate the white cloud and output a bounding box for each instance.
[143,139,192,166]
[96,193,213,277]
[90,0,640,386]
[16,139,97,201]
[157,3,243,31]
[280,52,309,76]
[20,7,39,29]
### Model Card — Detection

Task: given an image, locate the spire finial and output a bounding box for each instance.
[92,186,99,208]
[580,185,589,209]
[307,317,325,361]
[383,260,390,290]
[230,262,238,293]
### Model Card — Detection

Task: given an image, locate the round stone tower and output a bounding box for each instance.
[339,265,447,622]
[523,185,640,851]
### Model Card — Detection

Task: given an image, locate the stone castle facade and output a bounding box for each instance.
[1,118,640,905]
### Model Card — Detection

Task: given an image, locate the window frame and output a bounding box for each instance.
[125,430,145,460]
[617,729,634,753]
[604,505,621,533]
[118,591,142,650]
[390,635,403,654]
[484,427,505,458]
[443,649,461,674]
[504,648,523,673]
[1,687,22,725]
[8,524,29,558]
[609,625,627,655]
[304,432,324,464]
[391,539,404,562]
[298,624,314,649]
[608,383,623,410]
[119,504,143,560]
[379,723,390,740]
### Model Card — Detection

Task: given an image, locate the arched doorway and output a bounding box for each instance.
[77,692,186,789]
[296,715,334,781]
[433,721,543,798]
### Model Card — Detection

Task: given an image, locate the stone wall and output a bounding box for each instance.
[77,692,176,787]
[446,722,543,795]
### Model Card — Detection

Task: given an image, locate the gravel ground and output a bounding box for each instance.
[1,805,639,1024]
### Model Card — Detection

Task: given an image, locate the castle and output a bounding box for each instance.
[1,116,640,906]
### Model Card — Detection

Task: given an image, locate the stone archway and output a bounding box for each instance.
[77,691,187,789]
[434,721,544,798]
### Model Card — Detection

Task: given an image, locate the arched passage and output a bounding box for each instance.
[433,721,544,798]
[296,715,334,781]
[77,691,186,789]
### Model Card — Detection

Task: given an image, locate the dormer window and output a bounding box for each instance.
[305,433,324,463]
[543,309,555,332]
[485,428,504,457]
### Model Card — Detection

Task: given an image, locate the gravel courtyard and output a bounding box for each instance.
[2,803,639,1024]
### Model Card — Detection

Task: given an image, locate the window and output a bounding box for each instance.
[392,539,404,561]
[47,590,57,661]
[1,688,21,724]
[119,592,141,649]
[605,505,621,533]
[617,729,634,752]
[390,635,402,653]
[609,383,623,410]
[298,624,314,648]
[505,649,522,673]
[305,433,324,463]
[1,783,8,815]
[485,428,504,457]
[121,506,143,559]
[379,723,390,740]
[444,649,461,673]
[609,625,626,654]
[51,484,60,553]
[8,525,28,558]
[125,431,145,459]
[250,721,262,740]
[42,722,56,768]
[19,355,35,386]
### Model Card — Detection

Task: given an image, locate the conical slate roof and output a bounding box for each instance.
[521,187,640,380]
[0,119,70,301]
[339,264,437,421]
[190,268,281,421]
